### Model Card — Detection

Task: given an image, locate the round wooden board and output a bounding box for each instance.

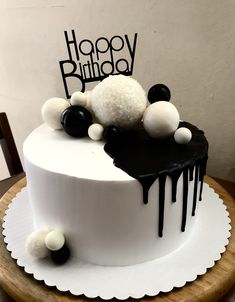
[0,176,235,302]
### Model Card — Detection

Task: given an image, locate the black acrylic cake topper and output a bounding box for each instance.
[59,30,138,98]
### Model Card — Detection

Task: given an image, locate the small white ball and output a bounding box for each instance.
[174,127,192,144]
[143,101,180,139]
[91,75,147,128]
[84,91,91,109]
[88,123,104,141]
[26,229,50,258]
[45,230,65,251]
[70,91,88,107]
[41,98,70,130]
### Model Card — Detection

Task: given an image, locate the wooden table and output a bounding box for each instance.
[0,176,235,302]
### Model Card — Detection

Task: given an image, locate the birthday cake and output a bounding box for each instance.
[23,75,208,266]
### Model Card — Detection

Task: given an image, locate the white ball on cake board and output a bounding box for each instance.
[26,229,50,258]
[45,230,65,251]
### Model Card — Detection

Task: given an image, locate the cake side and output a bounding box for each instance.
[24,121,206,265]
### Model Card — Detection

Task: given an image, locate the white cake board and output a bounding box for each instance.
[2,184,231,300]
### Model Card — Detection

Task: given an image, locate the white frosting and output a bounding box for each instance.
[24,125,198,266]
[24,124,130,181]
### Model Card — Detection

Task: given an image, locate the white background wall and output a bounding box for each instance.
[0,0,235,181]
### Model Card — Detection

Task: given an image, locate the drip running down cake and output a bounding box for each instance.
[24,75,208,266]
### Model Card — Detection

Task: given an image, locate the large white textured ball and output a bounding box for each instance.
[45,230,65,251]
[90,75,147,128]
[26,229,50,258]
[143,101,180,138]
[70,91,88,107]
[174,127,192,144]
[41,98,70,130]
[88,123,104,141]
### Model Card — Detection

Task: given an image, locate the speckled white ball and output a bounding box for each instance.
[70,91,88,107]
[174,127,192,144]
[41,98,70,130]
[45,230,65,251]
[26,229,50,258]
[143,101,180,138]
[88,123,104,141]
[90,75,147,128]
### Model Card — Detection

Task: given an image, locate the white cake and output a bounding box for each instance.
[23,76,208,266]
[24,125,204,266]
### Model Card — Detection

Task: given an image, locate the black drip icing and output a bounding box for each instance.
[158,174,166,237]
[104,122,208,237]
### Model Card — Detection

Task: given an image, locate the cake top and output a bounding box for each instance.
[23,124,132,181]
[41,75,191,142]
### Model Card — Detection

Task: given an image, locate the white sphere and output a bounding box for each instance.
[45,230,65,251]
[26,229,50,258]
[41,98,70,130]
[143,101,180,139]
[90,75,147,128]
[70,91,87,107]
[174,127,192,144]
[84,91,91,109]
[88,123,104,141]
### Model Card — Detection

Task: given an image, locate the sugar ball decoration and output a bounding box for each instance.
[148,84,171,103]
[103,125,120,141]
[88,123,104,141]
[143,101,180,139]
[174,127,192,144]
[50,243,70,265]
[70,91,88,108]
[41,98,70,130]
[61,105,93,137]
[26,229,50,258]
[91,75,147,128]
[45,230,65,251]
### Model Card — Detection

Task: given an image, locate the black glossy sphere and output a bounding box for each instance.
[51,244,70,265]
[147,84,171,103]
[103,126,120,141]
[61,105,93,137]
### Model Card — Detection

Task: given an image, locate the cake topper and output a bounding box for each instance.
[59,30,138,97]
